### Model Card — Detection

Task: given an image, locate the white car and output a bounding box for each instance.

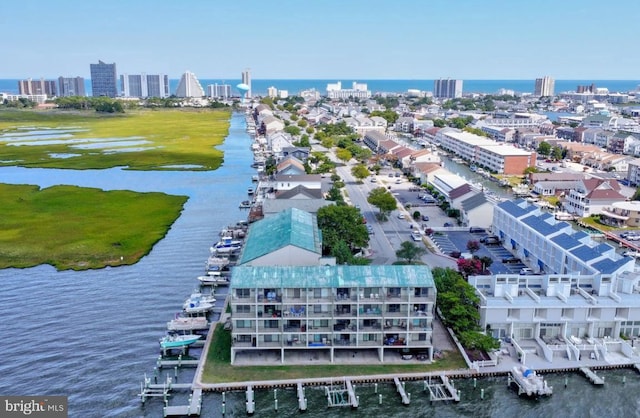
[397,213,405,219]
[411,231,422,241]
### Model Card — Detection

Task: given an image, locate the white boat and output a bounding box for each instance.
[554,212,576,221]
[183,292,216,309]
[210,236,242,253]
[167,315,209,331]
[624,251,640,258]
[197,273,229,286]
[239,200,252,208]
[247,187,254,195]
[510,365,553,397]
[183,297,214,314]
[159,334,202,349]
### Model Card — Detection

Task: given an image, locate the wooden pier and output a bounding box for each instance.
[394,377,410,405]
[325,379,358,408]
[580,367,605,385]
[156,356,199,369]
[345,379,359,408]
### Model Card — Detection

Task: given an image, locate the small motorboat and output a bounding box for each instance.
[167,315,209,331]
[159,334,201,349]
[239,200,252,208]
[247,187,254,195]
[183,292,216,309]
[510,365,553,397]
[197,273,229,286]
[183,297,214,314]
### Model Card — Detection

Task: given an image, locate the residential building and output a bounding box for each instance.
[90,60,118,97]
[175,71,205,98]
[241,68,252,98]
[326,81,371,100]
[229,265,436,364]
[436,129,536,174]
[18,78,57,96]
[207,83,231,99]
[120,74,169,98]
[627,158,640,186]
[563,178,626,217]
[534,76,555,97]
[433,79,463,99]
[0,93,47,104]
[600,201,640,228]
[57,76,85,97]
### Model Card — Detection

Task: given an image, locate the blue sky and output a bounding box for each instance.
[2,0,638,79]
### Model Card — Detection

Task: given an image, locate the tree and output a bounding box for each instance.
[457,258,482,278]
[336,148,352,162]
[466,240,480,253]
[552,146,563,161]
[284,125,301,136]
[367,187,397,218]
[317,205,369,256]
[433,119,446,128]
[370,109,399,124]
[395,241,426,264]
[326,185,344,203]
[351,164,370,181]
[537,141,551,156]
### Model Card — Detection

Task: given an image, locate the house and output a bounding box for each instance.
[282,147,310,162]
[238,208,324,267]
[267,132,294,156]
[229,265,436,364]
[600,201,640,228]
[459,193,494,229]
[261,115,285,135]
[276,156,306,175]
[563,178,626,217]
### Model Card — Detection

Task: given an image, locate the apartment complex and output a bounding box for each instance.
[207,83,231,99]
[18,78,57,96]
[433,78,463,99]
[229,265,436,364]
[175,71,205,98]
[326,81,371,99]
[241,68,251,98]
[436,129,536,174]
[58,76,85,97]
[120,74,169,98]
[535,76,555,97]
[90,60,118,97]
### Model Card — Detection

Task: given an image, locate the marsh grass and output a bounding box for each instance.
[0,183,187,270]
[0,108,231,170]
[202,324,467,383]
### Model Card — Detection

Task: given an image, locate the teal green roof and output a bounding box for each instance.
[239,208,322,264]
[231,265,434,289]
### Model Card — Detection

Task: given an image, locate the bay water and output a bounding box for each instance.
[1,113,640,416]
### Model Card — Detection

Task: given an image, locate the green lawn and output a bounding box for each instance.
[0,108,231,170]
[0,183,187,270]
[201,324,466,384]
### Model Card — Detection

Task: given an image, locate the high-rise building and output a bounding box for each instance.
[267,86,277,98]
[207,83,231,99]
[120,74,169,98]
[58,76,85,97]
[325,81,371,99]
[433,79,463,99]
[175,71,205,98]
[534,76,555,97]
[241,68,251,99]
[18,78,57,96]
[90,60,118,97]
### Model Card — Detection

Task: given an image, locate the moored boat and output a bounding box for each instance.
[167,315,209,331]
[159,334,202,349]
[197,272,229,286]
[510,365,553,397]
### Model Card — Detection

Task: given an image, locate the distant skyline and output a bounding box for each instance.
[2,0,639,80]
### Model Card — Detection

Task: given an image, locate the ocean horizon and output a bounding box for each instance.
[1,78,639,97]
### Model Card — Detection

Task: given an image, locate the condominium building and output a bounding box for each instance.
[175,71,205,98]
[57,76,85,97]
[90,60,118,97]
[534,76,555,97]
[433,79,463,99]
[120,74,169,98]
[326,81,371,100]
[207,83,231,99]
[436,129,536,174]
[18,78,57,96]
[229,265,436,364]
[241,68,251,98]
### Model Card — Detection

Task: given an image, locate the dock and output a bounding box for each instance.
[246,385,255,415]
[580,367,605,385]
[297,382,307,411]
[394,377,411,405]
[163,388,202,417]
[424,375,460,403]
[326,379,357,408]
[345,379,359,408]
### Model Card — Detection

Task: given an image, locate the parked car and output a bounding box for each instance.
[370,177,377,183]
[395,172,401,177]
[397,213,405,219]
[443,222,453,227]
[411,231,422,241]
[469,226,486,233]
[520,267,534,275]
[421,215,429,221]
[480,236,500,245]
[502,257,522,264]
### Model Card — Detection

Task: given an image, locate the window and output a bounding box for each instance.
[236,320,252,328]
[264,320,279,329]
[236,305,251,314]
[388,304,400,313]
[236,288,250,298]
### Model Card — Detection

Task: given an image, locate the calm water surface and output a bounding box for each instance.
[1,113,640,417]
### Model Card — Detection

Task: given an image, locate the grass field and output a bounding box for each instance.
[0,108,231,170]
[201,324,467,384]
[0,183,187,270]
